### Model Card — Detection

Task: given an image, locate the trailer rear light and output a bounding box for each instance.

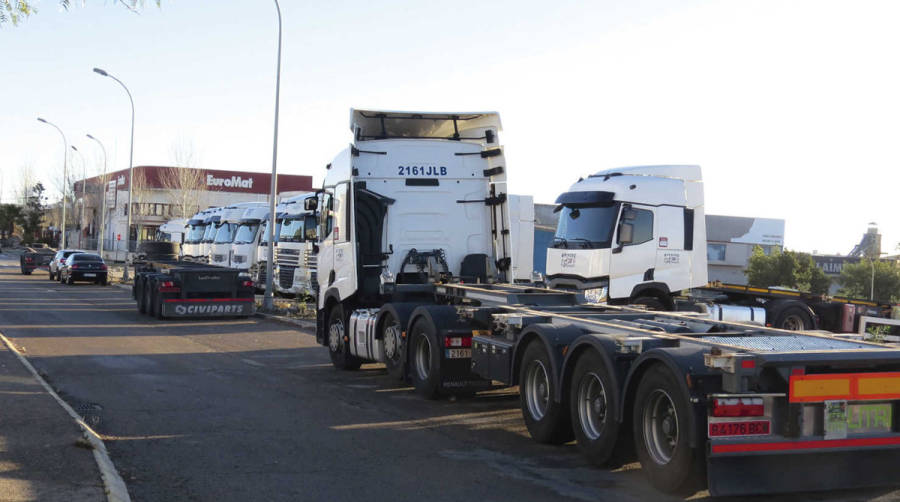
[444,336,472,348]
[158,280,181,293]
[241,280,254,288]
[712,397,765,417]
[25,257,33,262]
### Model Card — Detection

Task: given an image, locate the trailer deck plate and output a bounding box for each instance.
[701,334,871,352]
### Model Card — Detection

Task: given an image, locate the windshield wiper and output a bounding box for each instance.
[567,237,592,249]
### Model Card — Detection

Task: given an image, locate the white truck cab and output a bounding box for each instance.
[314,109,521,370]
[229,205,269,271]
[156,219,187,248]
[274,193,317,296]
[198,207,224,264]
[182,210,211,261]
[210,202,266,268]
[545,165,707,306]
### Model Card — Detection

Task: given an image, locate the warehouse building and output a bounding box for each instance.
[73,166,313,256]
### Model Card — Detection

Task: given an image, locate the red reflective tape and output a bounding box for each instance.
[741,360,756,369]
[163,298,254,303]
[712,436,900,454]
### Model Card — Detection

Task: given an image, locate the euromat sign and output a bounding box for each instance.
[206,174,254,189]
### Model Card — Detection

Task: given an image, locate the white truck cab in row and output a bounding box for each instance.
[545,165,707,306]
[210,202,267,267]
[274,193,317,296]
[156,219,187,247]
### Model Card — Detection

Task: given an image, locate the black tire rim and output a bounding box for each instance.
[781,314,805,331]
[414,333,432,381]
[577,371,608,440]
[642,389,679,465]
[524,359,550,421]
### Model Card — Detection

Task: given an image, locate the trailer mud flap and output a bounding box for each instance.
[707,445,900,496]
[162,300,254,317]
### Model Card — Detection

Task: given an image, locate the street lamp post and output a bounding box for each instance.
[37,118,67,249]
[87,134,107,256]
[70,145,86,248]
[263,0,283,311]
[93,67,135,281]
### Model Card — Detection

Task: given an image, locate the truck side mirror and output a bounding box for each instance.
[618,223,634,245]
[304,198,318,211]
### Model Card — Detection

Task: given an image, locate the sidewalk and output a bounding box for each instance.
[0,342,105,501]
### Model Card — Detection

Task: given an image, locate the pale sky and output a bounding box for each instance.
[2,0,899,255]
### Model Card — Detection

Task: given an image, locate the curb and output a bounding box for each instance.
[254,311,316,330]
[0,333,131,502]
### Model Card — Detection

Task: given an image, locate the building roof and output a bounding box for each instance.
[75,166,312,196]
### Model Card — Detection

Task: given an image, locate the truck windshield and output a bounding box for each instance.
[279,217,307,242]
[186,224,206,244]
[553,204,620,248]
[214,223,237,244]
[233,223,260,244]
[201,223,218,243]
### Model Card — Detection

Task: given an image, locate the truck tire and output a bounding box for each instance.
[773,306,814,331]
[150,281,165,320]
[570,349,622,466]
[380,310,406,380]
[136,278,148,314]
[519,341,573,444]
[409,317,442,399]
[143,280,153,315]
[633,364,701,494]
[327,304,362,371]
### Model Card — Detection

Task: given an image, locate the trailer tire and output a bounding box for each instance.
[380,310,406,380]
[151,282,165,320]
[519,341,573,444]
[327,304,362,371]
[409,318,442,399]
[570,350,622,466]
[773,306,814,331]
[136,278,148,314]
[633,364,701,494]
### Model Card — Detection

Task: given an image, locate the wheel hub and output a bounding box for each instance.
[328,320,343,352]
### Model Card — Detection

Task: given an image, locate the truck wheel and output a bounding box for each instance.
[151,283,165,320]
[136,278,147,314]
[22,268,32,276]
[327,304,362,371]
[570,350,621,466]
[143,280,154,315]
[409,317,442,399]
[633,364,701,494]
[381,311,406,380]
[774,306,813,331]
[519,341,573,444]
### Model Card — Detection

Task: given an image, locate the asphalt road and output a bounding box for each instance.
[1,254,898,502]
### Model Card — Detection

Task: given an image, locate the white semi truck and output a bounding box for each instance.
[545,165,891,332]
[210,202,266,268]
[156,218,187,248]
[308,110,900,497]
[182,209,213,261]
[274,193,318,296]
[229,204,269,272]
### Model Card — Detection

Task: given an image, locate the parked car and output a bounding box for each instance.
[20,246,55,275]
[49,249,86,280]
[58,253,108,285]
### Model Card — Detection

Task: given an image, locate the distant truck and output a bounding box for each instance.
[156,219,187,249]
[274,193,317,296]
[210,202,266,268]
[131,242,255,319]
[198,207,224,263]
[544,165,895,332]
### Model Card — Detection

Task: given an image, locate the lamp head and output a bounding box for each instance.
[86,134,95,140]
[71,145,78,152]
[93,67,108,77]
[37,117,47,123]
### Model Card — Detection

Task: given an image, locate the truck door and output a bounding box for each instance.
[325,182,356,302]
[608,204,657,300]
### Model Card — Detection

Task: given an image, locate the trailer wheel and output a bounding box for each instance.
[409,318,442,399]
[570,350,621,465]
[519,341,573,444]
[633,364,700,494]
[327,304,362,371]
[136,278,148,314]
[381,311,406,380]
[151,283,165,320]
[773,306,814,331]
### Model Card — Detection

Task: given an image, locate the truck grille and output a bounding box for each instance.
[213,254,227,263]
[232,254,246,264]
[276,247,301,268]
[279,266,296,289]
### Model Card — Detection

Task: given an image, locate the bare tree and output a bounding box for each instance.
[130,167,150,242]
[162,138,206,219]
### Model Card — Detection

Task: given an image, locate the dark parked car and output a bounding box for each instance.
[58,253,109,285]
[20,246,55,275]
[49,249,87,280]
